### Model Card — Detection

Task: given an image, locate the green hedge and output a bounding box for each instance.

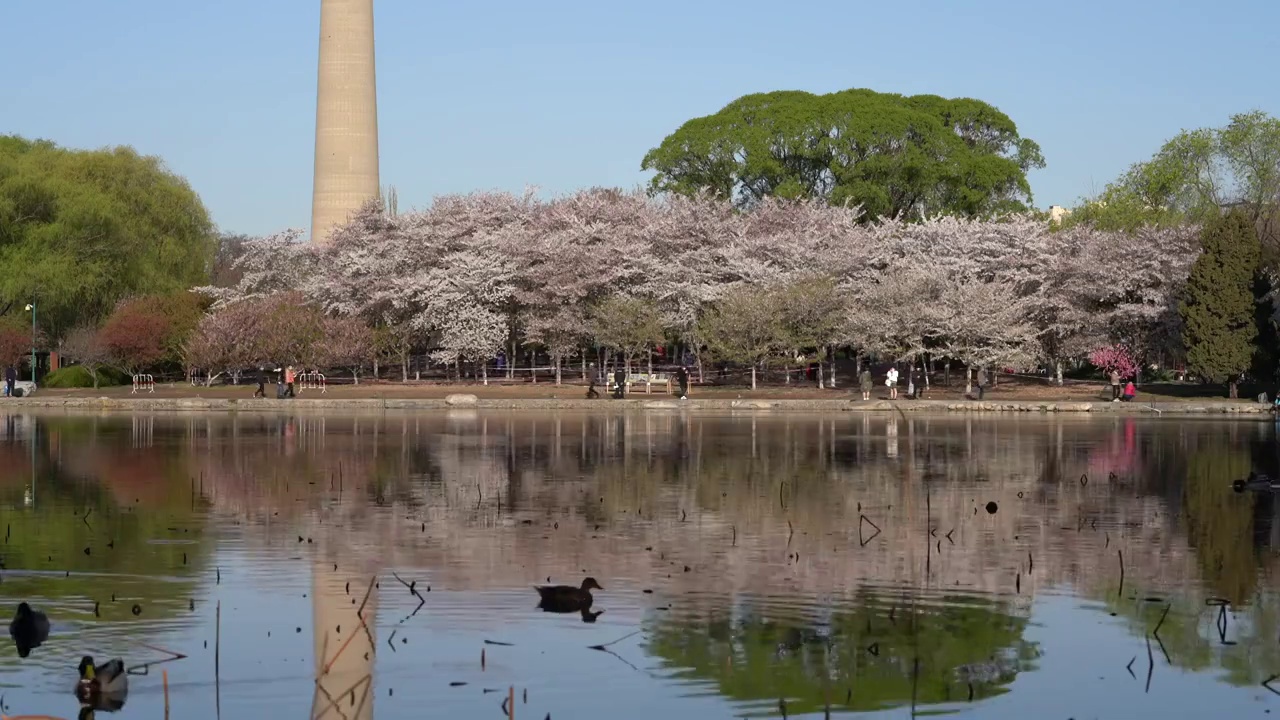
[43,365,127,388]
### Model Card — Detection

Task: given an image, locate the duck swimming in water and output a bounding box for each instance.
[75,656,128,711]
[1233,472,1280,493]
[535,577,603,613]
[9,602,50,658]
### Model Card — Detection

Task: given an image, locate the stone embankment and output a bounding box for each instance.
[4,394,1275,417]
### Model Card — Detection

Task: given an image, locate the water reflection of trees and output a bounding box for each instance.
[0,414,209,665]
[646,593,1038,714]
[7,411,1280,706]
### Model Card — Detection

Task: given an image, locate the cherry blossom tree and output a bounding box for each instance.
[98,300,171,375]
[432,305,507,384]
[184,188,1208,391]
[60,325,110,388]
[1089,345,1141,380]
[0,321,30,370]
[317,315,376,384]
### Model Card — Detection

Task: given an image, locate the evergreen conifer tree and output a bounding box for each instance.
[1180,209,1260,398]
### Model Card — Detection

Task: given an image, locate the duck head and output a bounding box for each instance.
[78,655,96,680]
[580,577,603,592]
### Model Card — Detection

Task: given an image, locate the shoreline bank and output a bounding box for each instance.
[2,395,1274,417]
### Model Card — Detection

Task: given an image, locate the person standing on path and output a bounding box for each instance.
[676,366,689,400]
[4,364,15,398]
[859,367,872,400]
[285,365,297,398]
[1110,369,1121,402]
[886,366,899,400]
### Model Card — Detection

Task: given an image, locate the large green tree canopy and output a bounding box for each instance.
[0,135,216,338]
[641,88,1045,220]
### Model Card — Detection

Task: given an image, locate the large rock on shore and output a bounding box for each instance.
[444,393,479,407]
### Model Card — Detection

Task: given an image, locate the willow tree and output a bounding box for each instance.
[0,136,216,338]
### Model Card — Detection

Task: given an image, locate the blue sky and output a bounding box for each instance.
[3,0,1277,236]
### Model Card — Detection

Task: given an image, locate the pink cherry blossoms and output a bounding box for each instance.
[192,189,1200,385]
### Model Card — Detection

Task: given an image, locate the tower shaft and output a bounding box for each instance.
[311,0,379,244]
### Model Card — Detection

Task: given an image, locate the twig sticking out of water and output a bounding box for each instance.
[858,515,881,547]
[1126,656,1136,679]
[387,629,398,653]
[1117,550,1125,599]
[82,508,93,529]
[312,673,372,720]
[1028,552,1033,573]
[588,630,640,651]
[127,643,189,676]
[321,578,376,675]
[787,520,794,545]
[1262,675,1280,696]
[731,525,736,546]
[1080,473,1088,487]
[215,600,221,717]
[1152,632,1162,691]
[1153,604,1170,641]
[485,639,514,646]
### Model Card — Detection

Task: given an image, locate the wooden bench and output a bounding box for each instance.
[625,372,672,394]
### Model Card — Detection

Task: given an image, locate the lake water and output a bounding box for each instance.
[0,410,1278,719]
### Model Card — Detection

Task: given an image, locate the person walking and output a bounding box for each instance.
[859,367,873,400]
[253,367,266,398]
[4,364,15,398]
[886,366,899,400]
[285,365,297,398]
[586,363,600,398]
[676,365,689,400]
[1109,369,1121,402]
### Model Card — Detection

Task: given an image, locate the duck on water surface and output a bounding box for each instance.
[9,602,50,657]
[535,577,603,613]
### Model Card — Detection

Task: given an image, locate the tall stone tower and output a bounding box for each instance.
[310,0,380,244]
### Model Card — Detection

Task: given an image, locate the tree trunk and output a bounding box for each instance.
[991,367,998,386]
[373,357,379,378]
[1229,378,1239,399]
[352,370,359,385]
[555,356,562,386]
[827,346,837,388]
[508,340,516,380]
[965,366,973,394]
[624,356,631,395]
[581,353,587,382]
[751,365,758,390]
[697,353,705,383]
[482,362,488,386]
[400,351,408,382]
[531,351,537,384]
[922,354,930,388]
[817,356,825,389]
[1055,360,1064,386]
[945,360,951,387]
[647,349,653,378]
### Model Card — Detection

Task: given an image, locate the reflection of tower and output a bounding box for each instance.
[311,0,380,244]
[312,561,376,718]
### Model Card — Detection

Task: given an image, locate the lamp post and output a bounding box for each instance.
[23,303,35,384]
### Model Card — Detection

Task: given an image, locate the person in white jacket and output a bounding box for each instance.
[886,366,899,399]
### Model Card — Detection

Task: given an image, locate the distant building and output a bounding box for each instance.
[1048,205,1071,223]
